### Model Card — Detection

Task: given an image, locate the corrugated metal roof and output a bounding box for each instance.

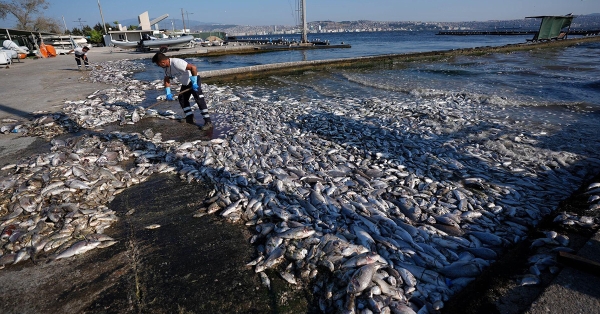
[0,28,55,36]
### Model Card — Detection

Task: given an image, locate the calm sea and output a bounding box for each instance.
[134,31,600,112]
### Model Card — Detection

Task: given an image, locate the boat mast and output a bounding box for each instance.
[300,0,308,43]
[97,0,107,34]
[62,16,68,34]
[62,16,77,49]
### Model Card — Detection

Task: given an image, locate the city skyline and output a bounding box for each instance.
[0,0,598,30]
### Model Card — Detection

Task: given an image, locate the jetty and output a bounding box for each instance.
[438,29,600,36]
[438,14,600,39]
[172,41,351,58]
[438,30,537,35]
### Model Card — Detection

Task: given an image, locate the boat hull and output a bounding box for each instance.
[143,35,194,49]
[112,35,194,51]
[111,40,139,49]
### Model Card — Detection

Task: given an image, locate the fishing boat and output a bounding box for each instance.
[111,35,194,51]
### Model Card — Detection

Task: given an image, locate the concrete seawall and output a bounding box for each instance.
[193,35,600,84]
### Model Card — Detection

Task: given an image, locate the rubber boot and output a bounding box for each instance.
[185,115,195,124]
[200,119,213,131]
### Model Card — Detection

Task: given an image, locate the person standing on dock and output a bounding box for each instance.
[68,46,90,70]
[151,52,213,130]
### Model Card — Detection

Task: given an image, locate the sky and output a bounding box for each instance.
[1,0,599,30]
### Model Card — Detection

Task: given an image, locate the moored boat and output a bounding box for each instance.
[110,39,139,49]
[111,35,194,51]
[143,35,194,50]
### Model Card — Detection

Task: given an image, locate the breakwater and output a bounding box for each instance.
[178,35,600,84]
[438,29,600,36]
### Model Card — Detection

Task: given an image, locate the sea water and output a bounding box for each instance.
[134,31,600,111]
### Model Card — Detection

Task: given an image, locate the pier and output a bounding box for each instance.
[172,42,351,58]
[438,29,600,36]
[438,30,536,35]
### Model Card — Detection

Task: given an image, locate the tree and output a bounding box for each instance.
[0,0,50,30]
[88,29,103,44]
[71,27,82,36]
[92,22,110,34]
[32,15,61,33]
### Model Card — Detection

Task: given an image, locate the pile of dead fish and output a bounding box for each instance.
[0,131,176,265]
[520,180,600,287]
[86,59,146,87]
[584,181,600,218]
[1,59,600,313]
[0,59,190,266]
[551,181,600,229]
[520,230,570,287]
[0,60,184,139]
[179,85,600,312]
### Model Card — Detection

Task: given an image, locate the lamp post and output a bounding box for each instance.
[180,8,186,33]
[186,11,194,32]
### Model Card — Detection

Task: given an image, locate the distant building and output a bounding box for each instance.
[106,11,170,46]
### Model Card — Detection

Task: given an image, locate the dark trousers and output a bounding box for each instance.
[75,55,89,67]
[179,82,210,122]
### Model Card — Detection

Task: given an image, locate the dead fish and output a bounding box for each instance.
[279,270,297,284]
[520,274,540,286]
[131,110,140,123]
[67,179,91,190]
[277,226,316,239]
[347,263,380,294]
[54,240,101,260]
[259,272,271,289]
[144,224,161,230]
[467,231,504,246]
[439,260,483,278]
[255,244,286,273]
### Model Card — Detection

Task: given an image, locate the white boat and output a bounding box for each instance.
[144,35,194,49]
[41,35,88,54]
[111,35,194,51]
[109,39,139,49]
